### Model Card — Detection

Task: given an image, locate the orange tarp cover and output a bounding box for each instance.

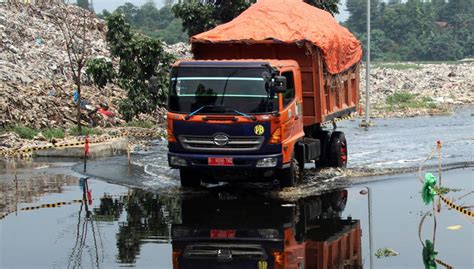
[191,0,362,74]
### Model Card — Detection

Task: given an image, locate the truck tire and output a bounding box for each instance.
[330,190,348,212]
[179,168,201,187]
[328,131,347,168]
[315,130,331,168]
[279,158,301,188]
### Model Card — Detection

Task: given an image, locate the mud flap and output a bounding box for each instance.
[295,138,321,168]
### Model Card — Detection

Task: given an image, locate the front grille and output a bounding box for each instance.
[183,244,267,260]
[179,135,264,152]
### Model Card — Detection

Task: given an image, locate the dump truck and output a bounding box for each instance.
[167,0,362,187]
[171,189,362,269]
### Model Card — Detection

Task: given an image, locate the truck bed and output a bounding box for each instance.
[192,42,360,126]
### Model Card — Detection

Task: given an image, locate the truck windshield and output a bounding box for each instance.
[168,67,278,114]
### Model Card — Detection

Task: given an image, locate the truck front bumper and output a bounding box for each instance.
[168,152,284,170]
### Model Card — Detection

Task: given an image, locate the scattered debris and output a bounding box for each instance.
[375,248,399,258]
[435,186,462,195]
[446,225,462,230]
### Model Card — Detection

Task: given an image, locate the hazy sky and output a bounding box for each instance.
[92,0,349,22]
[92,0,163,13]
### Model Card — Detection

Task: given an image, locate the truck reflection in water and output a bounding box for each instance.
[171,190,362,269]
[91,189,362,268]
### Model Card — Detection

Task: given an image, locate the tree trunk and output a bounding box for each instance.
[76,79,82,134]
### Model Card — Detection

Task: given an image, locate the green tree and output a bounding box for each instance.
[88,13,175,121]
[77,0,91,11]
[98,2,188,44]
[115,2,140,23]
[305,0,339,15]
[172,1,248,37]
[173,0,341,37]
[345,0,381,35]
[358,29,399,61]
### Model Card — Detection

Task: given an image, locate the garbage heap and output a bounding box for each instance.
[0,1,125,129]
[360,62,474,117]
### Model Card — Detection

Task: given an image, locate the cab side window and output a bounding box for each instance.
[282,71,295,107]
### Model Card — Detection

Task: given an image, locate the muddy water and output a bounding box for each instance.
[0,168,472,268]
[1,107,473,268]
[74,107,473,189]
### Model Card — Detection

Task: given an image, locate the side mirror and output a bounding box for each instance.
[273,76,287,93]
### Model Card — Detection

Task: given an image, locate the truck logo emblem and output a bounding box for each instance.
[213,134,229,146]
[258,260,268,269]
[254,125,265,135]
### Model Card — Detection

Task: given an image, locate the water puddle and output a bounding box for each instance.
[1,168,472,268]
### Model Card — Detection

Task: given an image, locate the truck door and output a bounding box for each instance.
[279,70,304,163]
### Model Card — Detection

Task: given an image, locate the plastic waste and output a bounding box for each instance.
[422,240,438,269]
[73,89,79,103]
[422,173,437,205]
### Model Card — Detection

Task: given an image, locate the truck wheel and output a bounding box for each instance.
[179,168,201,187]
[328,131,347,168]
[330,190,348,212]
[279,158,301,188]
[315,130,331,168]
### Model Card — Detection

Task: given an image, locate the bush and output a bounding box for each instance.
[69,126,103,136]
[124,120,155,128]
[42,128,65,139]
[386,91,416,106]
[11,125,39,139]
[386,91,439,110]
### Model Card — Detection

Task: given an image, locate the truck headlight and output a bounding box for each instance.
[257,229,281,239]
[256,157,277,168]
[170,156,187,166]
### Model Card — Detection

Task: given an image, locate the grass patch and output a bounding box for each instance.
[387,91,416,105]
[42,128,65,139]
[385,91,438,110]
[124,120,155,129]
[69,126,103,136]
[5,125,39,139]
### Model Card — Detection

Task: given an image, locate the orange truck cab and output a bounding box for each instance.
[167,0,362,187]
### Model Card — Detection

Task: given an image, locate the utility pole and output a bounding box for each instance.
[367,187,374,269]
[361,0,371,128]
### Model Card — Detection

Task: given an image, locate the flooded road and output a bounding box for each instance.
[75,107,473,189]
[1,107,473,268]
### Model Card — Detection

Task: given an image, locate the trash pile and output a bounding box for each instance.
[1,1,473,131]
[0,2,126,129]
[164,42,192,59]
[360,62,474,117]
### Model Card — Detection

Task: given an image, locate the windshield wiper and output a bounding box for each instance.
[184,105,256,121]
[225,107,257,121]
[184,105,215,120]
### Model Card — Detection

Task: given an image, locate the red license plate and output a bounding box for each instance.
[208,157,233,166]
[210,230,236,239]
